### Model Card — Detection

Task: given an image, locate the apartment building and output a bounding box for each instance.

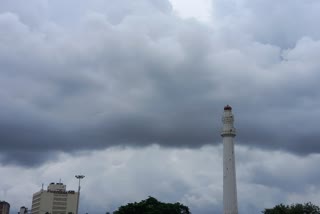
[31,183,78,214]
[0,201,10,214]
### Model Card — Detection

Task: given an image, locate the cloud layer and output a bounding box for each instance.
[1,1,320,213]
[2,145,320,214]
[1,0,320,166]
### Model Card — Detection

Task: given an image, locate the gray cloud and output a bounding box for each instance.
[2,146,320,214]
[2,2,320,214]
[212,0,320,48]
[1,0,320,167]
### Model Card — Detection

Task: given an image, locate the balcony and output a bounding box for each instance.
[221,128,236,136]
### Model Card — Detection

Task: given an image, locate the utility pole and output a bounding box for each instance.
[75,175,85,214]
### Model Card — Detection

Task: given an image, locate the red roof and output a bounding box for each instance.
[224,105,232,110]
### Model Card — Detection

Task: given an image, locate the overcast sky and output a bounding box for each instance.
[1,0,320,213]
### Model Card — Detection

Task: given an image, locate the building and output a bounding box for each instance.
[221,105,238,214]
[31,183,78,214]
[0,201,10,214]
[19,206,28,214]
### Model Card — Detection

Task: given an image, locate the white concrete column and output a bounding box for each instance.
[221,105,238,214]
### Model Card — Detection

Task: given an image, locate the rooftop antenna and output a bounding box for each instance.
[59,178,62,183]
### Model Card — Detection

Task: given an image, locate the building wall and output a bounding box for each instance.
[19,206,28,214]
[31,183,78,214]
[0,201,10,214]
[65,193,78,214]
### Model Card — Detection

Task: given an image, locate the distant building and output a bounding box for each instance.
[0,201,10,214]
[31,182,78,214]
[19,206,28,214]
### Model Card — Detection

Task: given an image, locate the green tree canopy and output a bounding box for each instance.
[262,202,320,214]
[113,196,191,214]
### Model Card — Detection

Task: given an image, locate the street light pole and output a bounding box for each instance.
[75,175,85,214]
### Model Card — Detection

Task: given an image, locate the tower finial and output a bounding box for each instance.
[224,105,232,111]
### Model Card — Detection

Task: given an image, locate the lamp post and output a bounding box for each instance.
[75,175,85,214]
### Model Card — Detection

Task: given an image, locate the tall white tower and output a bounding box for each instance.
[221,105,238,214]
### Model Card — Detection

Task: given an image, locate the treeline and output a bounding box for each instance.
[262,202,320,214]
[106,197,320,214]
[108,197,190,214]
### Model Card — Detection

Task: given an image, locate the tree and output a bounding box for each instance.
[113,196,191,214]
[262,202,320,214]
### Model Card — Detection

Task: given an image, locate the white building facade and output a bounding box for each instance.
[18,207,28,214]
[19,206,28,214]
[221,105,238,214]
[31,183,78,214]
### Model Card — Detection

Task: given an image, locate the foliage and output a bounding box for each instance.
[113,196,191,214]
[262,202,320,214]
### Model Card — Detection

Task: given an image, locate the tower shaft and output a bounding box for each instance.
[221,105,238,214]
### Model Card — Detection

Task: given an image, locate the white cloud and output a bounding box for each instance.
[169,0,212,22]
[2,146,320,213]
[212,0,320,47]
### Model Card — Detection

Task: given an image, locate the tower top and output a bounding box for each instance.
[221,105,236,137]
[224,105,232,111]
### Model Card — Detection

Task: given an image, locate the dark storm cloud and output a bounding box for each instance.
[1,0,320,166]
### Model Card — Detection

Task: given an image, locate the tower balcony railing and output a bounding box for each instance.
[221,128,236,136]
